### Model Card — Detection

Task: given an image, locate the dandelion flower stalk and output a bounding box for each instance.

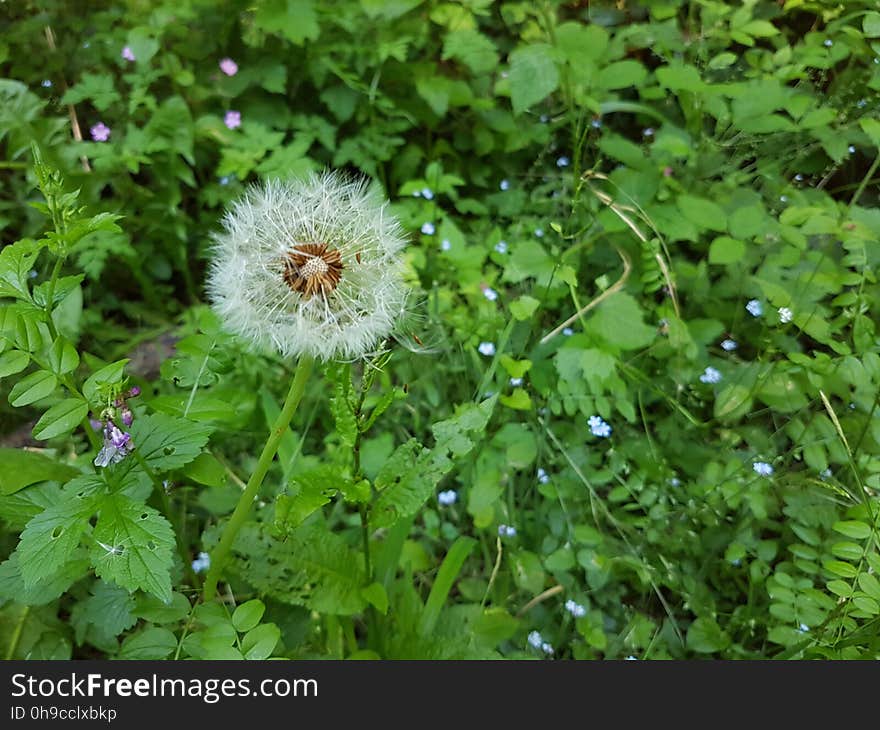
[203,355,313,601]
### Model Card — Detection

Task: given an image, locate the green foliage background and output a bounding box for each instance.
[1,0,880,659]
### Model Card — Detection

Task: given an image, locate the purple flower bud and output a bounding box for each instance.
[89,418,103,432]
[121,46,136,62]
[129,386,141,397]
[107,423,131,450]
[121,408,133,427]
[219,58,238,76]
[224,110,241,130]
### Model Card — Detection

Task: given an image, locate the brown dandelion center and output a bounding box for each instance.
[282,242,344,298]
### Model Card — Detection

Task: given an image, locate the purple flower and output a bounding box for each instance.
[224,110,241,130]
[89,418,103,432]
[90,122,111,142]
[121,46,136,62]
[219,58,239,76]
[128,386,141,397]
[94,421,133,468]
[120,408,133,427]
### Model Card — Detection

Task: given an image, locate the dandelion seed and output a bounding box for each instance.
[527,631,543,649]
[41,79,52,87]
[565,599,586,618]
[510,377,523,387]
[224,110,241,129]
[478,341,496,357]
[206,171,408,361]
[746,299,763,317]
[192,552,211,573]
[753,461,774,477]
[534,228,544,237]
[90,122,111,142]
[440,238,451,251]
[421,188,434,200]
[537,468,549,484]
[721,339,737,352]
[498,524,516,538]
[556,156,570,168]
[482,287,498,302]
[121,46,135,62]
[778,307,793,323]
[499,179,510,191]
[438,489,457,506]
[562,327,574,336]
[588,415,612,438]
[420,222,435,235]
[699,366,722,384]
[219,57,238,76]
[494,240,508,254]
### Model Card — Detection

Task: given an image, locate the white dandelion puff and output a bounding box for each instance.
[206,172,409,361]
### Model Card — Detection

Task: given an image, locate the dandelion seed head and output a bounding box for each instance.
[206,171,409,362]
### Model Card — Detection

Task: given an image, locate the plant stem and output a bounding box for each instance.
[849,153,880,210]
[6,605,29,660]
[203,355,314,601]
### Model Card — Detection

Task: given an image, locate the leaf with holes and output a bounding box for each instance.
[90,494,176,603]
[17,477,103,588]
[130,413,213,472]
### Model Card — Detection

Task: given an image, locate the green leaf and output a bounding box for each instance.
[442,29,498,75]
[0,447,79,495]
[181,452,228,487]
[0,240,42,300]
[241,623,281,660]
[60,73,120,111]
[0,551,89,606]
[509,295,540,320]
[328,363,357,448]
[418,537,476,636]
[361,582,389,614]
[130,413,213,472]
[32,398,88,441]
[82,359,129,405]
[656,62,705,92]
[708,236,745,265]
[860,118,880,148]
[0,350,29,378]
[71,580,137,646]
[677,195,728,232]
[47,337,79,375]
[9,370,56,407]
[595,60,646,90]
[254,0,320,45]
[278,466,341,529]
[90,494,176,603]
[509,44,559,115]
[232,599,266,633]
[863,12,880,37]
[18,477,102,587]
[126,26,160,64]
[583,293,655,350]
[833,521,872,540]
[118,627,177,659]
[686,617,730,653]
[135,591,191,624]
[713,384,753,420]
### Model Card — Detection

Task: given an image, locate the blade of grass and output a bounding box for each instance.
[418,536,475,637]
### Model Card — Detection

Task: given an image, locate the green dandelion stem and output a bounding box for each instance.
[203,355,315,601]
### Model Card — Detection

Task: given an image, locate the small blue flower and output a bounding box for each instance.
[537,467,549,484]
[798,623,809,633]
[753,461,774,477]
[699,366,722,384]
[794,174,803,182]
[541,642,554,655]
[778,307,793,323]
[848,145,856,154]
[721,339,737,352]
[823,39,833,47]
[510,377,523,387]
[534,228,544,237]
[499,179,510,191]
[478,341,496,357]
[494,240,508,254]
[591,118,602,129]
[420,222,435,235]
[191,551,211,574]
[438,489,457,506]
[483,287,498,302]
[498,524,516,538]
[588,415,612,438]
[421,188,434,200]
[562,327,574,336]
[668,477,681,487]
[556,156,570,168]
[779,195,788,203]
[440,238,451,251]
[624,655,638,661]
[41,79,52,88]
[857,99,867,109]
[527,631,543,649]
[643,127,655,137]
[539,114,549,123]
[565,599,586,618]
[412,190,422,197]
[746,299,763,317]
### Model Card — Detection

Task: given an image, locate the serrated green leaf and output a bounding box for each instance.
[130,413,213,471]
[82,359,129,405]
[90,494,175,603]
[0,239,42,301]
[70,580,137,646]
[509,44,559,115]
[584,293,655,351]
